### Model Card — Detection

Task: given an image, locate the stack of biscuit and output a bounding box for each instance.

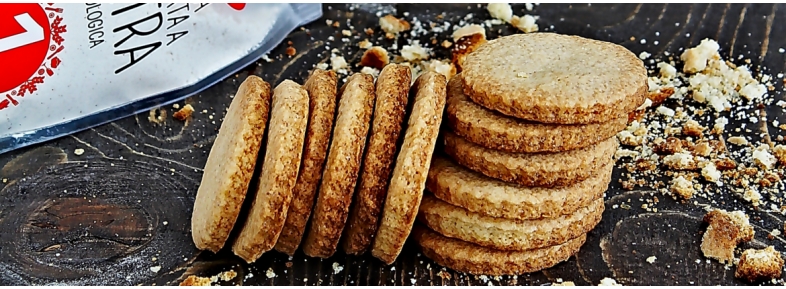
[415,32,647,276]
[190,64,448,265]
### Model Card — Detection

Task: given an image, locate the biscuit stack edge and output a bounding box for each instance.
[415,32,648,276]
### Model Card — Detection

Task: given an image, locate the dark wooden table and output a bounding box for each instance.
[1,3,784,286]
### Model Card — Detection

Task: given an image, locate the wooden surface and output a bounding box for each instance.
[1,3,785,285]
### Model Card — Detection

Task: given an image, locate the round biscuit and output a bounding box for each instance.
[418,194,603,251]
[232,79,310,263]
[443,132,618,187]
[446,75,628,153]
[191,75,271,253]
[427,156,613,220]
[343,64,412,255]
[413,224,587,276]
[371,71,447,265]
[275,69,338,256]
[302,73,376,258]
[461,32,647,124]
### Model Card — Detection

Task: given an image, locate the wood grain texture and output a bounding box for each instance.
[1,3,786,286]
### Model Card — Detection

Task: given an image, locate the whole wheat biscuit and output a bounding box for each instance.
[461,33,647,124]
[418,194,603,251]
[191,76,271,253]
[413,224,586,276]
[275,70,338,256]
[232,80,309,263]
[427,156,613,220]
[302,73,376,258]
[343,64,412,255]
[371,71,447,264]
[443,132,618,188]
[446,76,628,153]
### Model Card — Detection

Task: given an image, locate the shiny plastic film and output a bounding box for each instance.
[0,3,322,154]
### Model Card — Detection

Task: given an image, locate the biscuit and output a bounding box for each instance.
[461,33,648,124]
[443,132,617,187]
[371,72,447,264]
[418,194,603,251]
[446,76,628,153]
[275,70,338,256]
[413,224,586,276]
[232,80,309,263]
[343,64,412,255]
[302,73,376,258]
[427,156,612,220]
[191,76,271,253]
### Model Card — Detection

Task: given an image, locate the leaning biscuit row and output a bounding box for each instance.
[190,65,448,265]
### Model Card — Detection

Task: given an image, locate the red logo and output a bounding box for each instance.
[0,3,66,111]
[228,3,246,10]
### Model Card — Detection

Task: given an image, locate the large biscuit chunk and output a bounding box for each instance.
[444,132,617,188]
[372,72,447,264]
[446,75,628,153]
[461,33,647,124]
[302,73,376,258]
[191,76,271,253]
[418,194,603,251]
[343,64,412,255]
[427,156,612,220]
[413,224,586,276]
[232,80,310,263]
[275,70,339,256]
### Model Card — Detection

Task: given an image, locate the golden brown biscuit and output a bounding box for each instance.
[461,33,648,124]
[413,224,586,276]
[371,71,447,264]
[275,69,338,256]
[232,79,310,263]
[302,73,376,258]
[443,132,618,187]
[191,76,271,253]
[427,156,612,220]
[418,194,603,251]
[343,64,412,255]
[446,76,628,153]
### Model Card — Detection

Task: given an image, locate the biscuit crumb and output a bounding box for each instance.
[438,270,452,280]
[359,46,390,69]
[752,145,777,170]
[74,148,85,156]
[487,3,513,22]
[219,270,237,281]
[670,175,694,199]
[682,120,705,137]
[727,136,748,146]
[736,246,784,283]
[179,275,212,286]
[646,256,657,264]
[680,38,720,74]
[360,66,380,78]
[598,277,621,286]
[773,145,786,166]
[332,262,344,274]
[552,281,576,286]
[701,163,721,182]
[701,209,755,264]
[452,24,486,41]
[150,266,161,273]
[330,55,349,73]
[424,59,456,80]
[358,39,372,49]
[265,267,276,278]
[510,15,539,33]
[173,104,195,121]
[401,41,430,61]
[379,14,410,37]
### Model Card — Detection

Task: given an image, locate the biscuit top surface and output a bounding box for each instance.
[461,32,646,110]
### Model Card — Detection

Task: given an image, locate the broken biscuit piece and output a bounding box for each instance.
[700,209,755,264]
[173,104,195,121]
[451,33,487,72]
[379,14,410,38]
[359,46,390,70]
[735,246,784,283]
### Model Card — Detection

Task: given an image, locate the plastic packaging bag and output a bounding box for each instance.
[0,3,322,154]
